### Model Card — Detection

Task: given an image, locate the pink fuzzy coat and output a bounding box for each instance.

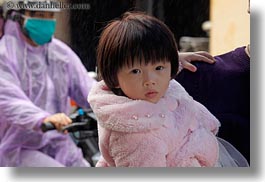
[87,80,220,167]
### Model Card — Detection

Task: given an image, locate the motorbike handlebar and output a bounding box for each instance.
[40,108,97,133]
[41,121,95,133]
[41,122,56,132]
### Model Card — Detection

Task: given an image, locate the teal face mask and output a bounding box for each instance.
[23,16,56,45]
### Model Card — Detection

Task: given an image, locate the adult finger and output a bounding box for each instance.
[194,51,216,63]
[181,61,197,72]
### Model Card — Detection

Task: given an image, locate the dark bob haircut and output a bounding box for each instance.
[97,12,179,93]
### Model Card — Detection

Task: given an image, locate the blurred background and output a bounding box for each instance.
[54,0,250,71]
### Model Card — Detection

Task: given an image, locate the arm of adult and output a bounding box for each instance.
[65,46,97,108]
[178,51,215,72]
[0,58,50,131]
[0,41,74,132]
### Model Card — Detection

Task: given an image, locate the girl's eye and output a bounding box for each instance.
[156,66,164,70]
[131,69,141,74]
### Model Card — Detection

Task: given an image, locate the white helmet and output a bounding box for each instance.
[2,0,60,18]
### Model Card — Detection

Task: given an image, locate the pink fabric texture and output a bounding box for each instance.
[88,80,220,167]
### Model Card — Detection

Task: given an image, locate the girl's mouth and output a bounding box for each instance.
[145,91,158,99]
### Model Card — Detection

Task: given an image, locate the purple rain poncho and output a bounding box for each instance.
[0,19,96,167]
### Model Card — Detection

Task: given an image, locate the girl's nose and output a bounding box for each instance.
[144,80,155,87]
[143,74,156,87]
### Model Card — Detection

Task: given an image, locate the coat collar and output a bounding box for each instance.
[88,80,184,132]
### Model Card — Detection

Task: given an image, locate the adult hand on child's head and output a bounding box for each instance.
[178,51,215,72]
[43,113,72,134]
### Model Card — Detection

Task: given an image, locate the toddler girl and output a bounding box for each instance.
[88,12,248,167]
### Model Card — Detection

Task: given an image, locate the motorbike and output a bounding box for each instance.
[41,108,100,167]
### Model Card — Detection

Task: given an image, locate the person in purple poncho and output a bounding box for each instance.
[0,0,97,167]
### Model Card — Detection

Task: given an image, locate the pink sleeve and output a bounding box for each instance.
[194,101,221,135]
[109,133,168,167]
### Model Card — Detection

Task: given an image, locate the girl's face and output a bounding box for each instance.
[116,60,171,103]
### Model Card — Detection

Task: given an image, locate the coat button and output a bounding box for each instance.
[145,114,151,118]
[132,115,138,120]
